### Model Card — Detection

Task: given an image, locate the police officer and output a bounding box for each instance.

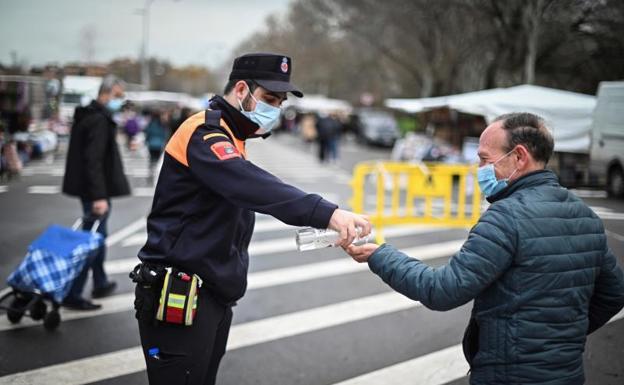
[133,53,371,385]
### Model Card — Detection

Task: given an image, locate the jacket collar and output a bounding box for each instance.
[88,100,115,123]
[487,169,559,203]
[208,95,261,141]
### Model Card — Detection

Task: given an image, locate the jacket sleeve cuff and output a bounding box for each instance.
[308,197,338,229]
[368,243,394,274]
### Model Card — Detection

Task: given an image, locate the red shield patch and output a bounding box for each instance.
[210,141,241,160]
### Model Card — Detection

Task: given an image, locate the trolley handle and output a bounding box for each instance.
[71,217,102,234]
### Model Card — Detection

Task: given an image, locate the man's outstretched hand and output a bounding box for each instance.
[343,243,380,263]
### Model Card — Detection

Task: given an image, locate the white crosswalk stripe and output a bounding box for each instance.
[0,293,420,384]
[333,309,624,385]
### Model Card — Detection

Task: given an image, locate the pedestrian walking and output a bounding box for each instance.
[144,109,167,181]
[122,103,141,150]
[343,112,624,385]
[315,113,340,163]
[61,75,131,310]
[132,53,371,385]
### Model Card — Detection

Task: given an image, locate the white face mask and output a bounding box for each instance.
[238,84,281,134]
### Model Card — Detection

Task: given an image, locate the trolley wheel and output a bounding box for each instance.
[7,297,27,324]
[43,310,61,331]
[30,299,48,321]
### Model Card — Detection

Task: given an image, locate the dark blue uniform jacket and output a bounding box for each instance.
[138,96,338,304]
[368,170,624,384]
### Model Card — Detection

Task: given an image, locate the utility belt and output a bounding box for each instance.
[130,262,202,326]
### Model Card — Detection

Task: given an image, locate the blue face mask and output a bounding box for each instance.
[477,150,517,197]
[106,98,124,112]
[238,85,281,133]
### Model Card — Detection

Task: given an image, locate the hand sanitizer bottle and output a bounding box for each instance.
[295,228,369,252]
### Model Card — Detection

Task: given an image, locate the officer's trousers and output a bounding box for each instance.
[138,289,232,385]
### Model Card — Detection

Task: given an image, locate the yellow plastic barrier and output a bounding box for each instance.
[349,162,482,243]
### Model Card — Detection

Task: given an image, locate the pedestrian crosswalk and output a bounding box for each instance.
[2,137,623,385]
[3,207,622,384]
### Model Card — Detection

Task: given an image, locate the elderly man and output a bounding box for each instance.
[62,75,130,310]
[344,112,624,384]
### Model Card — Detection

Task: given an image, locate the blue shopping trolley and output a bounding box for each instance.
[0,218,102,331]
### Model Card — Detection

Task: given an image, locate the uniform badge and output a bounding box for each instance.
[280,57,289,73]
[210,141,241,160]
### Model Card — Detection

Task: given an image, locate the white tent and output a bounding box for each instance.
[125,91,206,111]
[385,85,597,154]
[283,94,352,114]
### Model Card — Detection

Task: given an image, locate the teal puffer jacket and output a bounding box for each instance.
[368,170,624,385]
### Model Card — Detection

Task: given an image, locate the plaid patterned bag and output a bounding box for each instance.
[7,224,103,303]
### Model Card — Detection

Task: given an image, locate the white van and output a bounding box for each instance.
[59,76,102,125]
[589,81,624,197]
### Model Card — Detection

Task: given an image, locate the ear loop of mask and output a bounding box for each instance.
[237,82,257,113]
[494,148,518,181]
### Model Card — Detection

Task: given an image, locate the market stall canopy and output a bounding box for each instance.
[125,91,206,111]
[283,94,352,114]
[385,85,597,154]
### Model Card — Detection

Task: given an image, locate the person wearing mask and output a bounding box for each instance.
[343,112,624,385]
[62,75,130,310]
[132,53,371,385]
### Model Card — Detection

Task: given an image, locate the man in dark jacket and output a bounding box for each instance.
[344,112,624,385]
[134,53,370,385]
[62,75,130,310]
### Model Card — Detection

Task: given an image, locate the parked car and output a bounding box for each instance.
[391,132,463,164]
[353,109,400,147]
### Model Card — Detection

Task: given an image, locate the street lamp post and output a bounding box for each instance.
[136,0,154,90]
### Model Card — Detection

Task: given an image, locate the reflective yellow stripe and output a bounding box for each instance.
[166,293,187,309]
[203,133,230,141]
[156,271,171,320]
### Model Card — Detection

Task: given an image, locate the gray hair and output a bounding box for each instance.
[98,75,126,96]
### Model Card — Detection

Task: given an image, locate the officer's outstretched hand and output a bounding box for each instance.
[328,209,371,248]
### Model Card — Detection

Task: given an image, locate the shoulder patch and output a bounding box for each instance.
[211,141,241,160]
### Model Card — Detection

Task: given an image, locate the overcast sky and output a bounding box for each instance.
[0,0,292,69]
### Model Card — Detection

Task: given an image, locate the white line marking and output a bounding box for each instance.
[333,344,468,385]
[105,217,147,248]
[27,185,60,194]
[571,189,608,199]
[332,307,624,385]
[120,233,146,248]
[605,229,624,242]
[0,292,420,384]
[596,212,624,221]
[0,293,135,332]
[0,185,7,193]
[131,187,155,197]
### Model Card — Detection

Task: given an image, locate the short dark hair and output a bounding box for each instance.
[493,112,554,165]
[223,79,257,95]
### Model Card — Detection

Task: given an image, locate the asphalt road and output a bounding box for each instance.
[0,133,622,385]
